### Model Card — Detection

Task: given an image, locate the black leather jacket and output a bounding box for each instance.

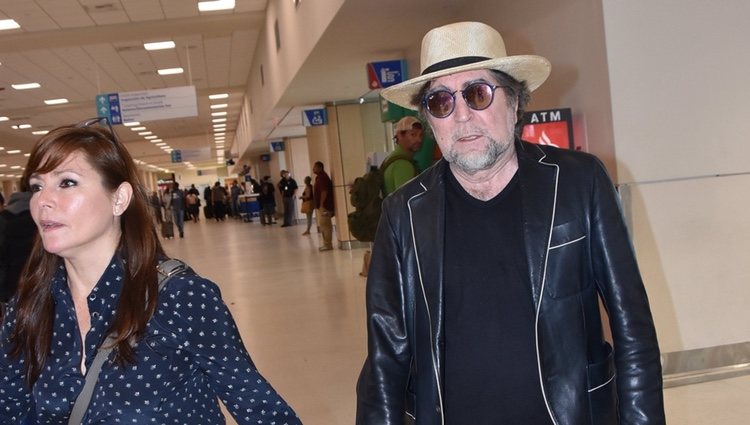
[356,141,665,425]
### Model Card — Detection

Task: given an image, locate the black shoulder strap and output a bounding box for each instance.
[67,258,188,425]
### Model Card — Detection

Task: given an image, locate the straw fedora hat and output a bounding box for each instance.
[381,21,551,110]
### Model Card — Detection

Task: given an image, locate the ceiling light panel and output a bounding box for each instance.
[144,41,175,51]
[44,98,69,105]
[12,83,41,90]
[209,93,229,100]
[157,67,184,75]
[198,0,236,12]
[0,19,20,30]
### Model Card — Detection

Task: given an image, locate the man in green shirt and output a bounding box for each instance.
[383,116,424,195]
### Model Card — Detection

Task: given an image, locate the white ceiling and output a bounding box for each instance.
[0,0,463,178]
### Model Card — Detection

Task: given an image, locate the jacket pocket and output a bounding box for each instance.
[587,343,619,425]
[545,220,588,298]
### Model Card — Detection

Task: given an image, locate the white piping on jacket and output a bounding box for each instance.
[535,149,560,425]
[549,235,586,250]
[588,373,616,393]
[407,183,445,425]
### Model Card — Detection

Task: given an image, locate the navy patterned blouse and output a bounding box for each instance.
[0,257,301,424]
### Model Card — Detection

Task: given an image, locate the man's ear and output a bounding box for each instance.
[113,182,134,216]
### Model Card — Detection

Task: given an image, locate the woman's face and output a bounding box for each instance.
[28,151,125,261]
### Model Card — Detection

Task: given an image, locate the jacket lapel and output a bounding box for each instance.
[517,142,559,309]
[408,162,447,365]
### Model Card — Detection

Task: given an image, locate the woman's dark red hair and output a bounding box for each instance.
[10,123,165,386]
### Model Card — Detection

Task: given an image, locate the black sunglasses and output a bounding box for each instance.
[75,116,119,144]
[422,82,501,119]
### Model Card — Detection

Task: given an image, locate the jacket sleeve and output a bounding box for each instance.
[588,158,665,423]
[356,201,411,425]
[162,275,301,425]
[0,303,33,422]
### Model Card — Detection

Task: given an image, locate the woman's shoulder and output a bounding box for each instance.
[159,268,223,302]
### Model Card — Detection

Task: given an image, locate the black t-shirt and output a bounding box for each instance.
[444,169,552,425]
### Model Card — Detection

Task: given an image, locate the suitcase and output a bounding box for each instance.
[161,221,175,239]
[203,205,214,219]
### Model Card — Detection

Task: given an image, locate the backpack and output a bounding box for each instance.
[347,154,411,242]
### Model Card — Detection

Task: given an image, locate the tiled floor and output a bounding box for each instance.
[163,216,750,424]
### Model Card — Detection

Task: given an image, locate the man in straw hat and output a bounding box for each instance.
[356,22,664,425]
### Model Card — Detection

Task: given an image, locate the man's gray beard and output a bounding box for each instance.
[444,134,514,174]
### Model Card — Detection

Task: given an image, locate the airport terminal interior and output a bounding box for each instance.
[2,0,749,424]
[166,219,750,424]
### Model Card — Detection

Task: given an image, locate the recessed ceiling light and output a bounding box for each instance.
[209,93,229,100]
[0,116,9,121]
[144,41,176,51]
[11,165,22,169]
[130,126,146,131]
[24,153,30,157]
[212,118,226,123]
[44,98,68,105]
[145,135,158,139]
[214,132,225,136]
[156,143,167,146]
[211,111,227,117]
[7,150,22,154]
[138,131,153,136]
[123,121,141,127]
[11,124,32,130]
[32,130,49,135]
[0,19,20,31]
[11,83,40,90]
[150,139,162,143]
[198,0,235,12]
[157,67,184,75]
[210,103,228,109]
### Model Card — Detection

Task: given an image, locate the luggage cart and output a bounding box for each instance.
[239,194,260,222]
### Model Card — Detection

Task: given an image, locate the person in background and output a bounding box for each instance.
[187,184,200,197]
[313,161,334,251]
[278,170,298,228]
[0,185,36,308]
[230,180,243,219]
[168,182,186,238]
[356,21,664,424]
[149,190,162,226]
[299,176,314,235]
[203,184,213,220]
[185,190,200,223]
[0,119,301,424]
[383,116,424,196]
[258,176,277,226]
[211,181,227,222]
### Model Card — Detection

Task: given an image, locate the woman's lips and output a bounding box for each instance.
[39,220,63,231]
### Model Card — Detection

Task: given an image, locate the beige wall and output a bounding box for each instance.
[602,0,750,353]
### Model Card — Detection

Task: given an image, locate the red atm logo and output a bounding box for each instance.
[521,108,574,150]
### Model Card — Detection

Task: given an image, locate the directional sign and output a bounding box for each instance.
[367,60,407,89]
[96,93,123,124]
[170,150,182,163]
[302,108,327,127]
[95,86,197,125]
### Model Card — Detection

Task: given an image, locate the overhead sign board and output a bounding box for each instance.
[96,85,198,124]
[270,141,285,152]
[367,60,407,89]
[302,108,327,127]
